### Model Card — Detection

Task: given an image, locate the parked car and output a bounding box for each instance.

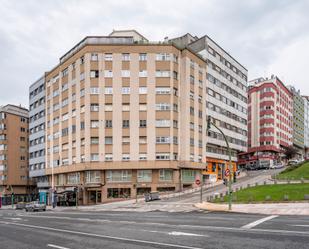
[270,163,284,169]
[15,202,27,210]
[288,160,299,166]
[145,192,160,202]
[25,201,46,212]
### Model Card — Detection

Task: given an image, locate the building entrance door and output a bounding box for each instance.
[88,190,101,204]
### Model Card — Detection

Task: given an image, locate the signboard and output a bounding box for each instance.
[224,169,230,177]
[195,179,201,185]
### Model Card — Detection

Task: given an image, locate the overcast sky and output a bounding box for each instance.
[0,0,308,107]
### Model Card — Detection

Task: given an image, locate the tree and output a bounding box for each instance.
[284,146,298,160]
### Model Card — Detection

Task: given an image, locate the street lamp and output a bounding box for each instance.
[207,116,233,210]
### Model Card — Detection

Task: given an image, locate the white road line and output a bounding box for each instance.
[291,225,309,227]
[47,244,70,249]
[1,221,202,249]
[241,215,278,229]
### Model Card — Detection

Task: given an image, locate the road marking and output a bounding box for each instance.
[1,221,203,249]
[291,225,309,227]
[47,244,70,249]
[241,215,278,229]
[168,231,205,237]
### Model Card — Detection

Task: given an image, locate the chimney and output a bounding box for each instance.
[164,36,169,43]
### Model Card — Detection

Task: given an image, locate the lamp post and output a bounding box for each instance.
[207,116,233,210]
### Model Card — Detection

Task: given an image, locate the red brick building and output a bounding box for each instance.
[238,76,293,168]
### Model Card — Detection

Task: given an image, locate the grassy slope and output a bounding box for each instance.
[277,162,309,180]
[214,183,309,203]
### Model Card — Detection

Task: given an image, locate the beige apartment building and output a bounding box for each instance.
[0,104,32,204]
[45,31,208,205]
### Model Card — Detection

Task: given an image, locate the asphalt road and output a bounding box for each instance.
[0,209,309,249]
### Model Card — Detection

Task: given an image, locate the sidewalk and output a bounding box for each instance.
[195,202,309,215]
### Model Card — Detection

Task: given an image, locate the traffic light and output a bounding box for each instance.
[233,173,237,183]
[223,178,227,185]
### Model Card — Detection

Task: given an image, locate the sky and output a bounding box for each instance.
[0,0,309,107]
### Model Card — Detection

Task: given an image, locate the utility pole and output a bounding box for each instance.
[207,116,233,210]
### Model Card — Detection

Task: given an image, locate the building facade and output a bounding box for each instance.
[288,86,305,159]
[0,104,32,203]
[29,76,48,202]
[45,31,209,205]
[302,96,309,159]
[239,76,293,167]
[188,36,248,180]
[170,34,248,180]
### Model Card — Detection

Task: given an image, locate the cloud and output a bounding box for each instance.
[0,0,308,107]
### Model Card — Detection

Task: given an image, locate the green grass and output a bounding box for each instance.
[277,161,309,180]
[213,183,309,203]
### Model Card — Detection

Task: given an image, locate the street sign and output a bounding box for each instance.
[224,169,230,177]
[195,179,201,185]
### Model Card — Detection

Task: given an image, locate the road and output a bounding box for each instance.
[0,209,309,249]
[102,168,284,212]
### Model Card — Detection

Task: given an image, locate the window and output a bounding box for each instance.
[122,53,130,61]
[155,120,170,127]
[137,170,152,182]
[139,136,147,144]
[156,70,170,77]
[80,72,85,81]
[139,53,147,61]
[80,121,85,130]
[85,171,101,183]
[62,113,69,121]
[139,120,147,128]
[156,136,170,144]
[91,120,99,128]
[90,104,99,112]
[106,170,132,182]
[122,136,130,144]
[139,153,147,160]
[156,87,170,94]
[105,104,113,111]
[121,87,130,94]
[105,154,113,161]
[90,87,99,94]
[122,120,130,128]
[80,88,85,97]
[67,173,80,184]
[173,120,178,128]
[104,53,112,61]
[139,104,147,111]
[139,70,147,77]
[105,136,113,145]
[105,120,112,128]
[122,104,130,111]
[156,103,170,111]
[121,70,130,77]
[155,153,170,160]
[159,169,173,181]
[122,154,130,161]
[91,53,98,61]
[156,53,170,61]
[90,70,99,78]
[91,153,99,162]
[104,70,113,78]
[105,87,113,94]
[139,87,147,94]
[91,137,99,144]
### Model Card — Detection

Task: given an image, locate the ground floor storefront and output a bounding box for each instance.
[48,168,202,205]
[202,158,237,183]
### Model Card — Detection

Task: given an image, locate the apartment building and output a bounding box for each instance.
[288,86,305,159]
[45,30,208,205]
[238,76,293,167]
[29,76,48,203]
[170,34,248,180]
[303,96,309,159]
[0,104,32,203]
